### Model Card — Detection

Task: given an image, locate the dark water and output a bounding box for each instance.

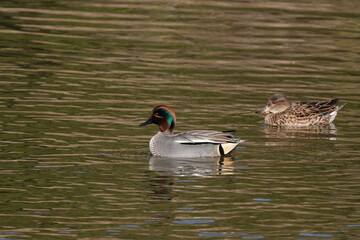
[0,0,359,239]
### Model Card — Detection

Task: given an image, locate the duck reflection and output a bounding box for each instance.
[149,175,175,201]
[149,156,235,177]
[262,123,337,146]
[148,156,234,201]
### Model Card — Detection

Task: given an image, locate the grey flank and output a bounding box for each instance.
[149,130,244,158]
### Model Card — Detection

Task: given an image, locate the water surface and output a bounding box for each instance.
[0,0,359,239]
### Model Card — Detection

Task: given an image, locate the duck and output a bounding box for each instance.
[139,105,244,158]
[256,93,345,126]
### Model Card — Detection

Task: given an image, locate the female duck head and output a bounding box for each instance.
[256,93,290,115]
[140,105,176,132]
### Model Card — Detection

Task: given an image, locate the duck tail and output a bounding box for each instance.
[336,103,346,111]
[327,98,340,106]
[328,103,346,123]
[220,142,242,155]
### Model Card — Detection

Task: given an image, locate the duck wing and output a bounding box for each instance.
[292,99,341,116]
[174,130,242,144]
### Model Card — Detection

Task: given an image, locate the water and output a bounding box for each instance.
[0,0,359,239]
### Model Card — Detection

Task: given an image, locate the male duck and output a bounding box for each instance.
[256,93,345,126]
[140,105,244,158]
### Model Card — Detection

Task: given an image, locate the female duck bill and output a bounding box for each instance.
[255,106,269,115]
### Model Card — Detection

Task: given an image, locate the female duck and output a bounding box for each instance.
[256,94,345,126]
[140,105,244,158]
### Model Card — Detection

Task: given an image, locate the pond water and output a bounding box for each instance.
[0,0,359,239]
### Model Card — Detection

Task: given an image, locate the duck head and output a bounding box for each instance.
[140,105,176,132]
[256,93,290,115]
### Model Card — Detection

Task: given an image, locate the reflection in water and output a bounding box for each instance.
[149,156,235,177]
[263,123,338,146]
[148,156,235,201]
[264,123,337,139]
[149,175,175,201]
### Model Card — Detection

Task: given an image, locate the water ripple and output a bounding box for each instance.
[0,0,359,239]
